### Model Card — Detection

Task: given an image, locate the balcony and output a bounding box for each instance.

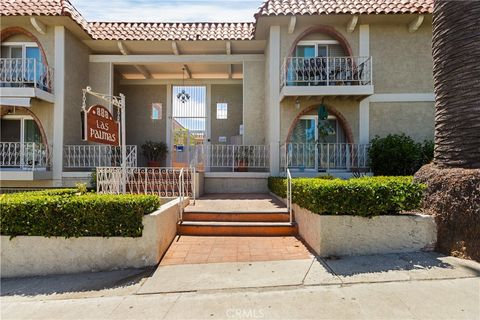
[0,58,54,105]
[280,56,374,100]
[0,142,52,180]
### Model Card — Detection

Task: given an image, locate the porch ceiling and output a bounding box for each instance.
[115,63,243,80]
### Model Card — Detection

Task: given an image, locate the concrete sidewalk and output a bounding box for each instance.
[1,252,479,319]
[2,278,479,319]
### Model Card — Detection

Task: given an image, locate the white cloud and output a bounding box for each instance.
[70,0,260,22]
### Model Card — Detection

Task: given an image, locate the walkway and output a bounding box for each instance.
[185,193,286,212]
[2,252,479,320]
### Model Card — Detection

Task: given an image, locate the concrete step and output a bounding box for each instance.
[182,211,291,222]
[177,221,298,236]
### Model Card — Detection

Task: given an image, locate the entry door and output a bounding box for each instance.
[171,86,207,168]
[289,116,318,170]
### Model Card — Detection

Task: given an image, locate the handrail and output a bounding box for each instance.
[286,168,292,224]
[178,168,185,221]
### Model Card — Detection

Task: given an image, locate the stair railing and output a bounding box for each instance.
[287,168,293,224]
[178,168,185,221]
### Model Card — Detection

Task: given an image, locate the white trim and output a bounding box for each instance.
[359,97,370,144]
[53,26,65,181]
[370,93,435,102]
[0,42,38,47]
[280,85,374,100]
[0,97,31,107]
[297,40,339,46]
[89,54,265,64]
[0,88,54,103]
[359,25,369,57]
[119,79,243,85]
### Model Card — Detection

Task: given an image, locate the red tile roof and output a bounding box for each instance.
[1,0,255,40]
[1,0,90,33]
[2,0,433,41]
[255,0,434,17]
[88,22,255,41]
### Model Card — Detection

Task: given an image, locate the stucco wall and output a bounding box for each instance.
[243,61,266,145]
[64,29,90,145]
[1,17,55,66]
[369,102,435,142]
[293,203,437,257]
[120,85,168,166]
[280,97,360,143]
[370,23,433,93]
[210,84,243,144]
[88,62,111,107]
[1,198,184,278]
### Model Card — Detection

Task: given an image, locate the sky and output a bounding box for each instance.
[70,0,262,22]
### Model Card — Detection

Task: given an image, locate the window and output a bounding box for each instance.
[1,42,40,61]
[151,103,162,120]
[216,103,228,120]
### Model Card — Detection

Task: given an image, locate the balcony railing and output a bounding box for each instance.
[281,56,372,88]
[0,58,54,93]
[0,142,51,170]
[191,145,270,172]
[281,143,369,171]
[63,145,137,169]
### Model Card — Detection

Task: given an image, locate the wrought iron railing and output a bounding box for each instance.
[0,142,50,170]
[281,56,372,88]
[192,144,270,172]
[63,145,137,169]
[0,58,54,93]
[96,167,195,198]
[281,143,369,171]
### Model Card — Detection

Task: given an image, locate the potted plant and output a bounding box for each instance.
[141,140,168,167]
[234,145,252,172]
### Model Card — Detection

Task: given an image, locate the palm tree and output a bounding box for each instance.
[417,0,480,261]
[432,0,480,168]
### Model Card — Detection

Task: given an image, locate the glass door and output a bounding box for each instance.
[289,116,318,170]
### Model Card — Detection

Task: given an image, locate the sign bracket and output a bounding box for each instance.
[82,86,127,193]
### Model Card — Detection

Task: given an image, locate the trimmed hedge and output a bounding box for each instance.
[268,176,425,216]
[0,191,161,238]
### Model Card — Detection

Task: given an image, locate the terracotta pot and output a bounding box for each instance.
[147,160,160,167]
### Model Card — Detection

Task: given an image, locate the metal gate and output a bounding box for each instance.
[172,86,207,168]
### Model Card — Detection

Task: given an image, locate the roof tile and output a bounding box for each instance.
[256,0,434,17]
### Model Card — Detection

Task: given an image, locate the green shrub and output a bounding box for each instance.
[369,134,426,176]
[421,140,434,165]
[0,192,161,238]
[268,176,425,216]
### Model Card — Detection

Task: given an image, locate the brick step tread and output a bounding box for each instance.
[182,212,291,222]
[179,221,296,227]
[178,223,298,236]
[183,209,289,214]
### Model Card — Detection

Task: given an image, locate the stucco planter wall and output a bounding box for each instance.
[293,203,437,257]
[1,198,187,278]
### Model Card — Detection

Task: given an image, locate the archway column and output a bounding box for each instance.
[52,26,65,185]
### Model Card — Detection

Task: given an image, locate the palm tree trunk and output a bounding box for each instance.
[432,0,480,168]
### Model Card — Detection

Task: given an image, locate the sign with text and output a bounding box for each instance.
[85,104,119,146]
